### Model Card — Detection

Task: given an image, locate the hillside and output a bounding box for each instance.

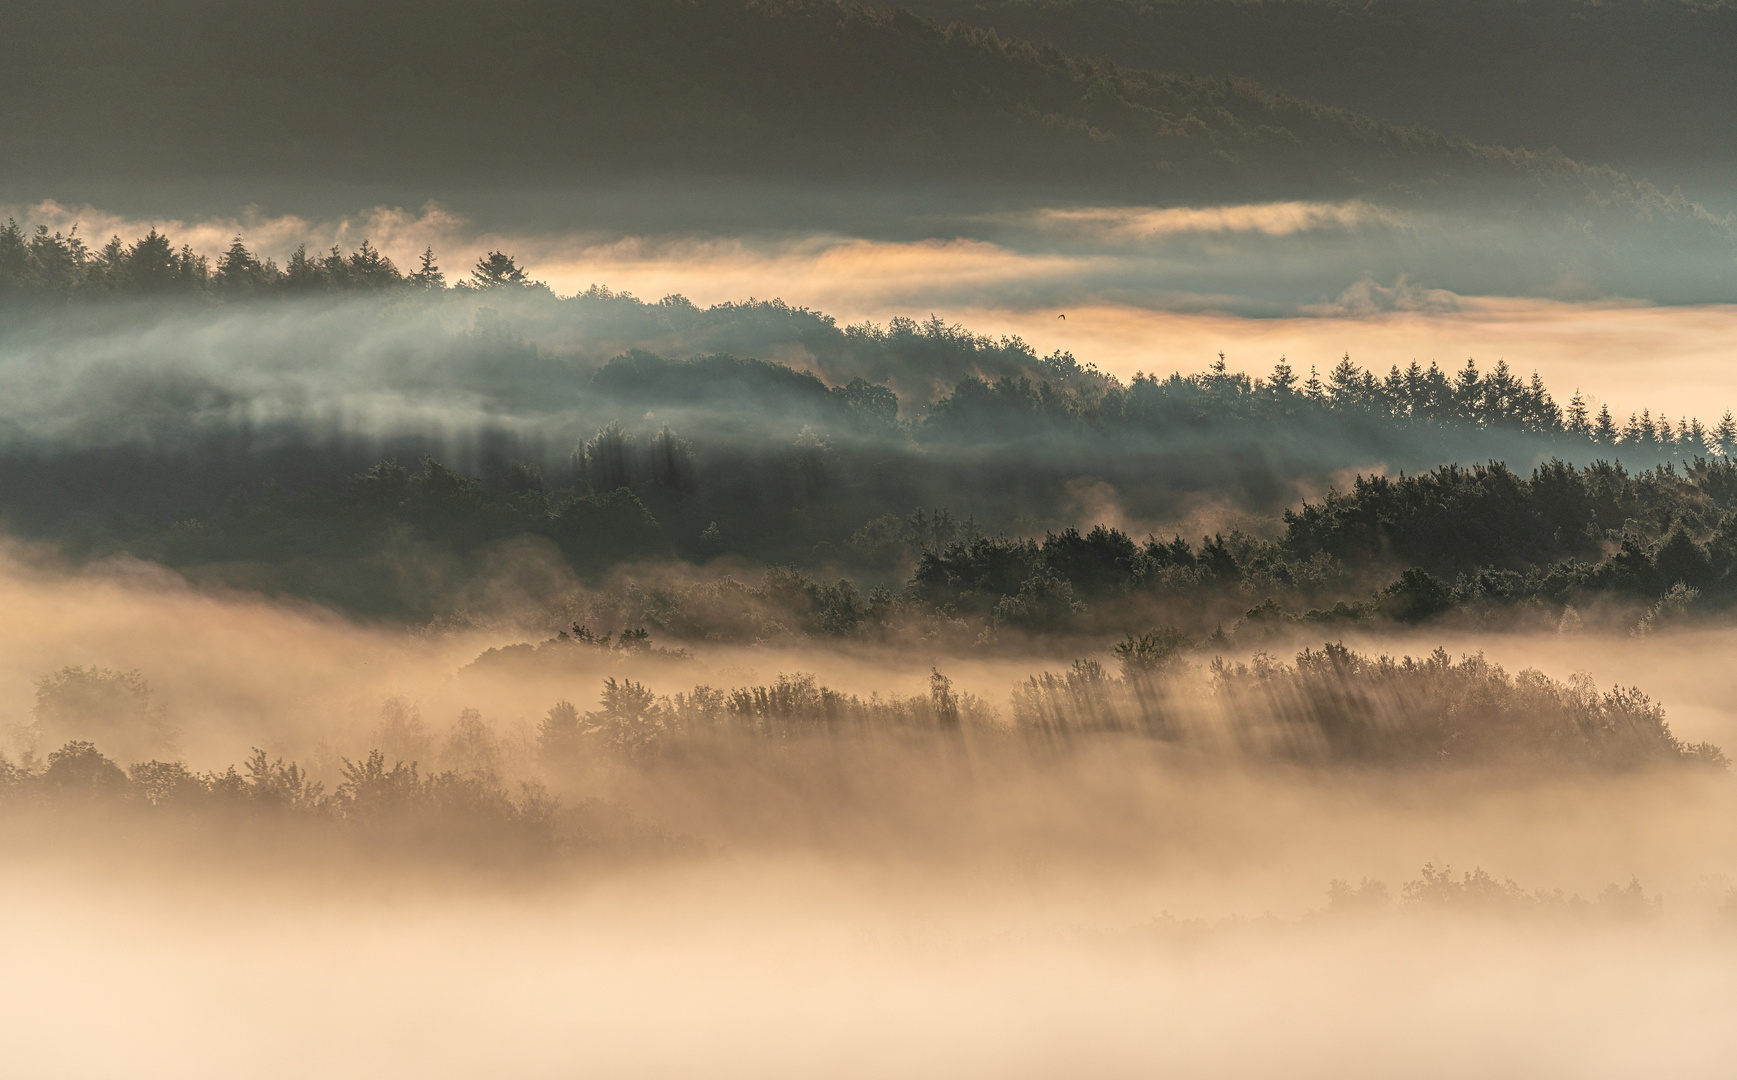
[902,0,1737,198]
[0,0,1696,207]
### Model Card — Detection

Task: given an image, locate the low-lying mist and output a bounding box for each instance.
[4,547,1737,1076]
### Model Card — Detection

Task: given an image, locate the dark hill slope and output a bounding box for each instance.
[901,0,1737,193]
[0,0,1691,208]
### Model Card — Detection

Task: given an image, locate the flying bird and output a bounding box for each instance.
[1057,313,1066,320]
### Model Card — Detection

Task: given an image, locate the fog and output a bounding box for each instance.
[3,551,1737,1076]
[8,866,1734,1078]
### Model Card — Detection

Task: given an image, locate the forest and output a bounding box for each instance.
[2,223,1735,639]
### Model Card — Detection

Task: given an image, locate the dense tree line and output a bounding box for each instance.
[0,738,570,861]
[0,223,537,301]
[128,448,1737,629]
[462,453,1737,644]
[925,353,1737,459]
[3,218,1728,457]
[900,456,1737,637]
[5,640,1717,853]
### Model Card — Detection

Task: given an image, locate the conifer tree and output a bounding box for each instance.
[1266,356,1296,396]
[1453,358,1482,420]
[346,240,400,289]
[1566,390,1590,435]
[1485,359,1519,419]
[215,235,262,293]
[470,250,530,289]
[1381,365,1405,414]
[0,218,27,291]
[1401,361,1426,414]
[1326,354,1362,409]
[408,246,446,289]
[126,228,179,291]
[1594,403,1617,442]
[1638,409,1656,445]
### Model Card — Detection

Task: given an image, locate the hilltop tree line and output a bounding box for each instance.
[3,218,1728,458]
[0,223,539,299]
[927,353,1737,459]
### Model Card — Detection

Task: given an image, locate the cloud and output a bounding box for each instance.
[1302,275,1463,317]
[1020,200,1406,242]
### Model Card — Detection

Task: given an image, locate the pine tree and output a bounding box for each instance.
[284,244,326,292]
[1566,390,1590,435]
[1638,409,1657,445]
[1717,411,1737,456]
[319,245,349,287]
[126,228,179,291]
[26,224,88,294]
[346,240,401,289]
[1453,358,1482,420]
[173,243,208,288]
[469,250,530,289]
[1359,369,1383,413]
[0,218,27,290]
[1402,361,1427,415]
[1590,403,1615,441]
[1421,362,1452,418]
[215,235,262,293]
[1484,358,1519,421]
[1302,364,1324,401]
[408,246,445,289]
[1326,354,1362,409]
[1524,372,1558,431]
[1267,356,1297,397]
[1382,365,1405,416]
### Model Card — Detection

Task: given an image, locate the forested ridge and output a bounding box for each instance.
[4,225,1735,636]
[4,223,1726,450]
